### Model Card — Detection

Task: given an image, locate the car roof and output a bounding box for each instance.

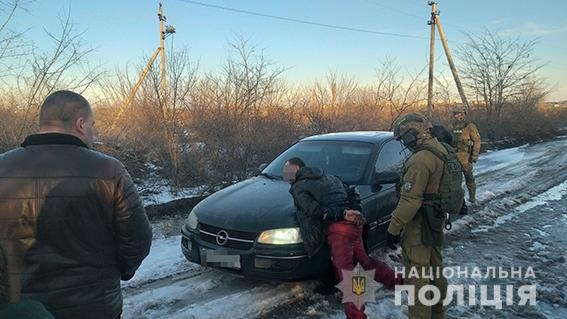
[299,131,394,145]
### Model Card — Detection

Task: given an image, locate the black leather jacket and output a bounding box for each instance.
[0,133,152,319]
[289,167,361,257]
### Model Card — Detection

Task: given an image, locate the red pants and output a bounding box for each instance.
[327,221,402,319]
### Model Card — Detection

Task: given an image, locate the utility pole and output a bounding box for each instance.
[426,1,469,113]
[158,3,168,119]
[426,1,437,117]
[157,3,179,187]
[111,3,175,130]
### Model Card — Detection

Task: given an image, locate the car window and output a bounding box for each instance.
[263,141,373,184]
[374,140,407,173]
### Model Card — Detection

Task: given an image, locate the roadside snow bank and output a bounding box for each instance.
[122,235,198,288]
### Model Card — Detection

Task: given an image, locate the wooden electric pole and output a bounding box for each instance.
[426,1,469,113]
[435,5,469,110]
[112,3,175,130]
[158,3,168,118]
[426,1,437,117]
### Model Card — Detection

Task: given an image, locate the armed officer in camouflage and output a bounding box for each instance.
[387,113,460,319]
[450,106,481,204]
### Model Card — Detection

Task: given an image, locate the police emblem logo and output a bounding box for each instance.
[403,181,413,192]
[352,276,366,296]
[336,263,381,310]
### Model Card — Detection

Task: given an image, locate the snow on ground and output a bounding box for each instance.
[137,162,208,206]
[472,180,567,234]
[123,267,316,319]
[123,136,567,318]
[169,282,315,319]
[473,143,545,203]
[441,180,567,319]
[122,236,198,289]
[140,183,206,206]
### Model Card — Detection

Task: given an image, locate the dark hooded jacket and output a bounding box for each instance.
[0,133,152,319]
[289,167,361,257]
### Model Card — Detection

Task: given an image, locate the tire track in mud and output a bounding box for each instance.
[122,266,315,319]
[442,182,567,319]
[461,138,567,223]
[123,270,262,318]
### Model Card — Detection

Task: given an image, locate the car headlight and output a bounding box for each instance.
[257,228,303,245]
[186,210,199,230]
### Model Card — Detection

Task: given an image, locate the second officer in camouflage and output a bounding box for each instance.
[450,106,481,204]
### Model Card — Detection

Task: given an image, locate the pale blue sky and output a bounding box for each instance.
[10,0,567,100]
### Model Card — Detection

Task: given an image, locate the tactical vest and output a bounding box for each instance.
[417,142,465,246]
[452,121,471,153]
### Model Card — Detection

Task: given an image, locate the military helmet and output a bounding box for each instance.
[393,112,432,140]
[452,104,467,115]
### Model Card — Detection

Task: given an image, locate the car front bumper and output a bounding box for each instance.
[181,224,330,281]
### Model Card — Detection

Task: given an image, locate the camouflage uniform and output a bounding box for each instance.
[451,120,481,203]
[388,138,448,319]
[388,113,451,319]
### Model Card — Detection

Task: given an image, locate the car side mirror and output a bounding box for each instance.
[258,163,268,171]
[373,171,400,185]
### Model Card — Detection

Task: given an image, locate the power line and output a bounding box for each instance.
[176,0,425,39]
[367,0,473,40]
[365,0,423,21]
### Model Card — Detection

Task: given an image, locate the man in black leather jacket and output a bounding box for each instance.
[0,90,152,319]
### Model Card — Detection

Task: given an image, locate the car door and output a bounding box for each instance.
[365,139,409,248]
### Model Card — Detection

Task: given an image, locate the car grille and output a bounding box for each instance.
[199,223,257,250]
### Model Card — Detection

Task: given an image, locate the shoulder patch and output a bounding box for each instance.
[402,181,413,192]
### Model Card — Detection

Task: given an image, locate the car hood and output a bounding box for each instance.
[193,176,298,233]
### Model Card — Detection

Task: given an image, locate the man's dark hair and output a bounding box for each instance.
[39,90,92,129]
[430,124,454,145]
[286,157,305,168]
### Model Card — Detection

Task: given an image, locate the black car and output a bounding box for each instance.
[181,131,409,280]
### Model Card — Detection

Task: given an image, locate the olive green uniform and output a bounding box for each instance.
[451,121,481,202]
[387,138,448,319]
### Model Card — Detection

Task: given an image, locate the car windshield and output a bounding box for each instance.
[262,140,373,184]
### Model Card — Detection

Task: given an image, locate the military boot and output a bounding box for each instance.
[467,185,476,205]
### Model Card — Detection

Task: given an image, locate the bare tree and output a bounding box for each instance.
[0,0,31,80]
[94,47,199,189]
[305,71,359,133]
[374,57,427,128]
[0,0,31,149]
[433,73,459,105]
[190,37,288,184]
[147,47,199,188]
[513,77,549,111]
[13,7,103,140]
[312,71,358,107]
[457,30,546,139]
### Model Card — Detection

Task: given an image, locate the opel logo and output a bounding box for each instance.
[216,230,229,246]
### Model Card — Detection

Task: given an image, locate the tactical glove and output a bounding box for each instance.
[386,232,401,250]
